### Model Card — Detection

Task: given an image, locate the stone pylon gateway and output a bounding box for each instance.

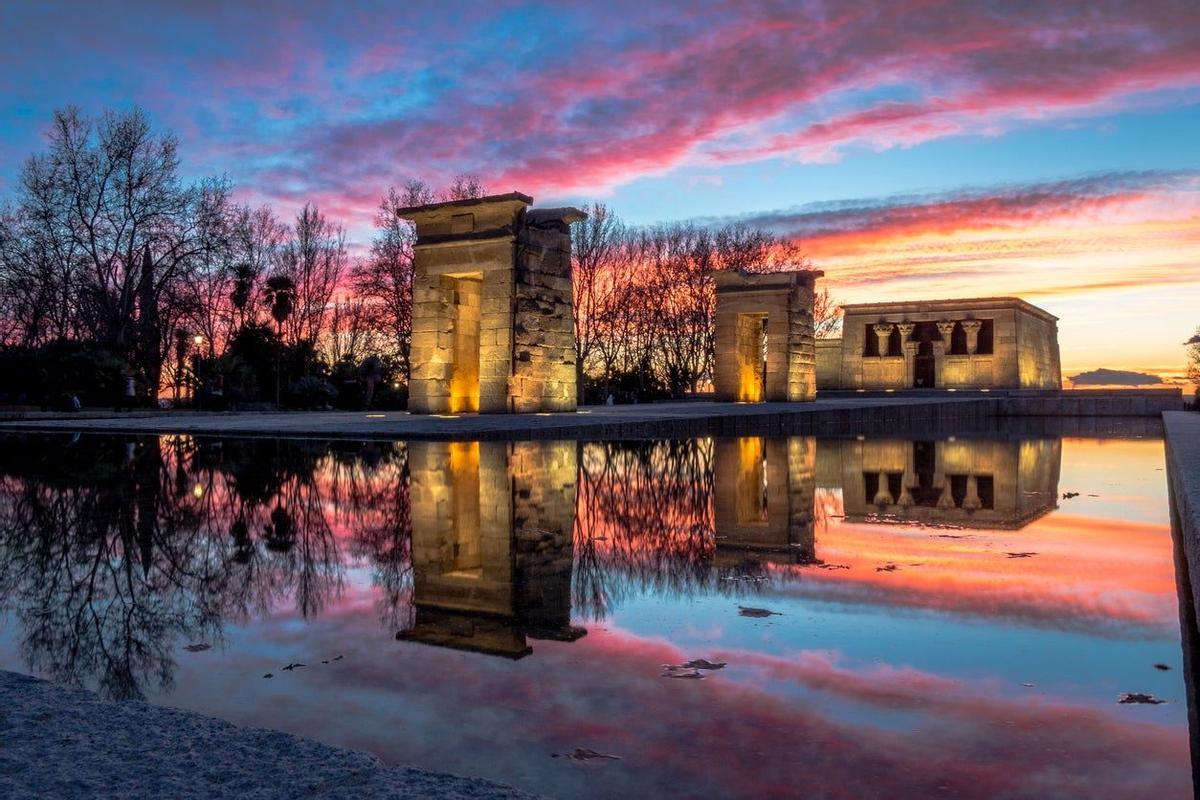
[398,193,585,414]
[712,269,824,403]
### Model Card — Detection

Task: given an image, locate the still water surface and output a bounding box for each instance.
[0,431,1187,798]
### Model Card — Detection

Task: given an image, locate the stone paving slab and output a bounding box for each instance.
[0,670,541,799]
[0,397,1001,441]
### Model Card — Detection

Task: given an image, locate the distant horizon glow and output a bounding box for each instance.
[1,1,1197,380]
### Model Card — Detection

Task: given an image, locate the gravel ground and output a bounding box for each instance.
[0,670,543,799]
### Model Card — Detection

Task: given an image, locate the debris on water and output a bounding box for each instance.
[1117,692,1166,705]
[681,659,726,670]
[282,663,306,671]
[738,606,781,618]
[661,666,705,679]
[552,748,622,762]
[1154,663,1172,671]
[1087,494,1100,497]
[1062,492,1080,499]
[184,643,211,652]
[1005,552,1037,559]
[908,562,925,567]
[876,564,899,572]
[932,534,968,539]
[1020,682,1035,688]
[815,562,851,570]
[263,673,273,679]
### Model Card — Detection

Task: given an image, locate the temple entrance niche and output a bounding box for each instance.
[400,193,585,414]
[734,314,768,402]
[445,274,481,412]
[713,269,824,403]
[713,436,817,567]
[401,441,585,658]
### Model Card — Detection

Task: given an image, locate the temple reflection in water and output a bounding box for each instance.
[712,437,816,565]
[821,437,1062,529]
[0,429,1066,689]
[399,441,585,658]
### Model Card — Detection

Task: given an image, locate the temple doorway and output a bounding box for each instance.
[446,274,481,412]
[734,313,768,401]
[914,338,935,388]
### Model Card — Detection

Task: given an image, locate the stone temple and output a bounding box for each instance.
[816,297,1061,391]
[399,193,585,414]
[712,269,824,402]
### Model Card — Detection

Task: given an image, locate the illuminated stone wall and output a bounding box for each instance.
[400,193,584,414]
[835,436,1062,529]
[712,436,816,564]
[713,270,823,402]
[401,440,581,657]
[817,297,1061,390]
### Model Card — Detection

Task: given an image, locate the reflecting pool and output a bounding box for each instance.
[0,430,1188,798]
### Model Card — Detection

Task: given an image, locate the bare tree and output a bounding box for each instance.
[351,181,435,378]
[6,106,230,395]
[277,204,346,345]
[442,174,488,202]
[571,202,624,400]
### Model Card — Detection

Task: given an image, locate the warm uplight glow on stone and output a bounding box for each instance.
[399,193,585,415]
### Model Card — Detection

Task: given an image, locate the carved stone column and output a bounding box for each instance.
[872,322,894,356]
[961,475,981,512]
[897,322,916,385]
[960,319,982,355]
[933,320,955,387]
[873,470,894,508]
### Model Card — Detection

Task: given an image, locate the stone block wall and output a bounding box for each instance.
[1015,306,1062,389]
[511,226,577,413]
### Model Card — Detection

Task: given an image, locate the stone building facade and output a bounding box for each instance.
[713,270,823,402]
[400,440,583,658]
[816,297,1061,391]
[399,193,584,414]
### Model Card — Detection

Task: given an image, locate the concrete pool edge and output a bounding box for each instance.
[0,390,1181,442]
[0,670,543,799]
[1167,413,1200,624]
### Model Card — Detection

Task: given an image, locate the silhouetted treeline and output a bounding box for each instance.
[0,105,839,407]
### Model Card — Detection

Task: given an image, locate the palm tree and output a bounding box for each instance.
[230,264,257,329]
[263,275,295,407]
[263,274,295,338]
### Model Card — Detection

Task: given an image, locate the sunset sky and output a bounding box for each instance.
[1,1,1198,379]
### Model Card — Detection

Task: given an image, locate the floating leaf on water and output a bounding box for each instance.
[738,606,781,618]
[184,643,211,652]
[1117,692,1166,705]
[661,667,705,679]
[552,748,622,761]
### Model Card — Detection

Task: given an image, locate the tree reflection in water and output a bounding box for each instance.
[0,433,815,698]
[0,434,410,699]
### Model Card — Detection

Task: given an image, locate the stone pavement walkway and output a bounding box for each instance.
[0,670,540,799]
[0,397,1000,441]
